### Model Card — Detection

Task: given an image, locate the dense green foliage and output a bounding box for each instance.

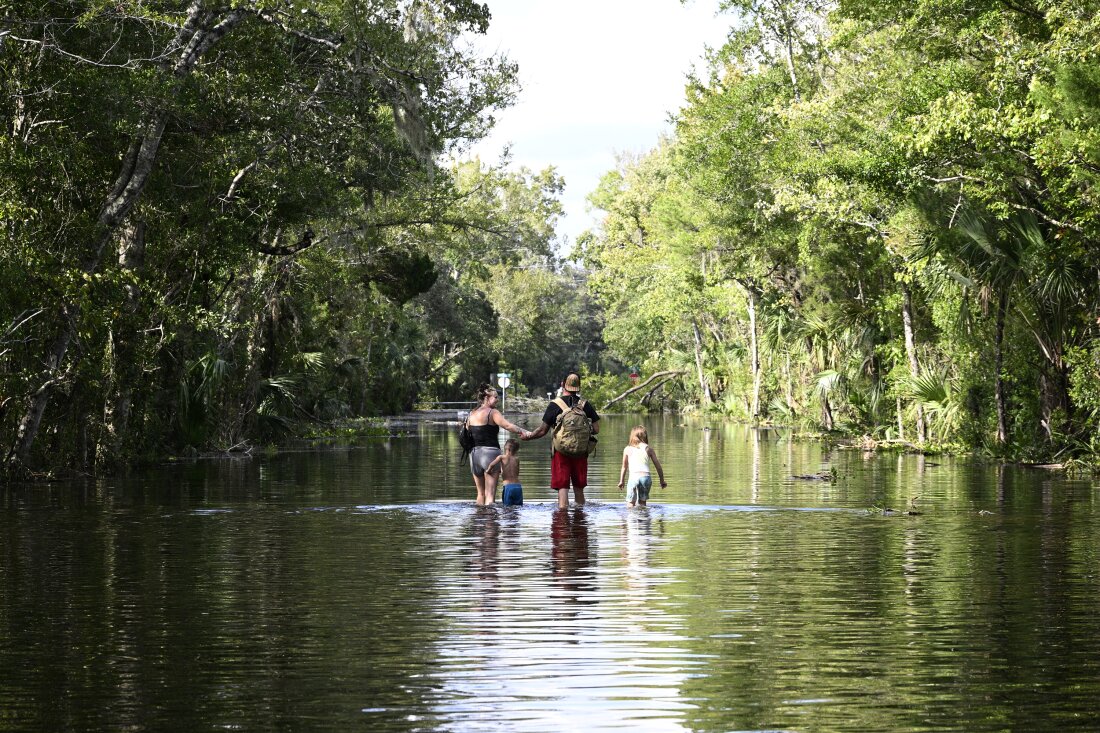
[0,0,600,474]
[6,0,1100,474]
[581,0,1100,460]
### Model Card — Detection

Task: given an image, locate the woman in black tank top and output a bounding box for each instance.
[467,383,531,505]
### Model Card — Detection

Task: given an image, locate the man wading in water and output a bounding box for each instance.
[523,373,600,508]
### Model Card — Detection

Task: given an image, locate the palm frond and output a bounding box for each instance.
[295,351,327,372]
[259,376,299,403]
[906,370,962,439]
[816,369,843,397]
[1037,257,1082,304]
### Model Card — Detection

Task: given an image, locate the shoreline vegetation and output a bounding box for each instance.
[4,1,1100,480]
[4,409,1084,485]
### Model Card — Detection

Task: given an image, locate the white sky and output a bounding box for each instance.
[462,1,731,251]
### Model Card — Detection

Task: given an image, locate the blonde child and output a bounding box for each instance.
[487,439,524,506]
[617,425,666,507]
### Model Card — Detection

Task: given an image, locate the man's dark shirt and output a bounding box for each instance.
[542,393,600,427]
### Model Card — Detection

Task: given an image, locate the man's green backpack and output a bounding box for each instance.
[551,397,595,457]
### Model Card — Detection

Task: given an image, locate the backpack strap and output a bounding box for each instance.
[552,398,568,429]
[553,397,586,413]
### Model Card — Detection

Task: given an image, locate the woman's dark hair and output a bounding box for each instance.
[476,383,496,403]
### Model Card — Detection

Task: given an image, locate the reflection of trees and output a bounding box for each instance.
[668,464,1100,732]
[8,438,1100,731]
[0,488,452,731]
[751,427,760,503]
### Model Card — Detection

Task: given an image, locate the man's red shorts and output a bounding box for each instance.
[551,450,588,490]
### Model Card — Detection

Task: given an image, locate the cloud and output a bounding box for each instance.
[463,1,729,249]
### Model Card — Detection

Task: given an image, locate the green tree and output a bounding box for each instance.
[2,0,518,472]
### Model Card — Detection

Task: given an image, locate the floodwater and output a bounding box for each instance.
[2,414,1100,732]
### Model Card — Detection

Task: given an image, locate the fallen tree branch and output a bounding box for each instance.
[603,370,684,410]
[641,377,678,407]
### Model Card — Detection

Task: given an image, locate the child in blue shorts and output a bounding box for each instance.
[488,439,524,506]
[617,425,667,507]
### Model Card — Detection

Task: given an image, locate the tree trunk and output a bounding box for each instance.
[6,5,244,470]
[100,221,146,465]
[774,5,801,102]
[260,260,291,380]
[896,396,905,441]
[1038,357,1071,443]
[994,290,1008,445]
[6,316,74,468]
[692,320,713,408]
[901,283,927,443]
[746,287,761,422]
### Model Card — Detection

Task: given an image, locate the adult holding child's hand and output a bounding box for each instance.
[524,373,600,508]
[467,383,530,505]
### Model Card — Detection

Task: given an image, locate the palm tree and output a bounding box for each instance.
[954,210,1036,445]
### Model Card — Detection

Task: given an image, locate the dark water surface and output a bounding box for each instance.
[3,414,1100,731]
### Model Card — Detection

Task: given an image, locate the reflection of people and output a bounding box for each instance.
[524,373,600,508]
[620,509,666,610]
[487,439,523,506]
[617,425,667,507]
[466,505,500,583]
[621,509,652,600]
[550,507,595,595]
[468,384,531,505]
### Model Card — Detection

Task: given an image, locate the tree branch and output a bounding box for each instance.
[3,308,44,341]
[641,377,678,407]
[250,9,343,51]
[427,345,469,379]
[258,229,314,257]
[1005,202,1083,234]
[603,370,685,410]
[996,0,1045,20]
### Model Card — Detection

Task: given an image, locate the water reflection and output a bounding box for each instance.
[3,417,1100,731]
[550,507,596,608]
[465,505,501,583]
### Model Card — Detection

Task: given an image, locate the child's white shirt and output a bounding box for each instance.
[625,443,650,476]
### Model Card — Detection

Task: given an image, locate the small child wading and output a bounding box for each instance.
[488,439,524,506]
[617,425,666,507]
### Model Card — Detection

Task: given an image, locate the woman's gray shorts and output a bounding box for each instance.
[470,446,502,478]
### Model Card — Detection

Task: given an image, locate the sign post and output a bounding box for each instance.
[496,372,511,411]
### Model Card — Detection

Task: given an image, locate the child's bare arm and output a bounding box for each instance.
[487,455,503,472]
[648,446,667,487]
[617,449,629,488]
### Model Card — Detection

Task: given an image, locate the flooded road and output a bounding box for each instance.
[3,415,1099,731]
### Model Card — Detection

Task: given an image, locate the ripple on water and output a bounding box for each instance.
[5,417,1100,732]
